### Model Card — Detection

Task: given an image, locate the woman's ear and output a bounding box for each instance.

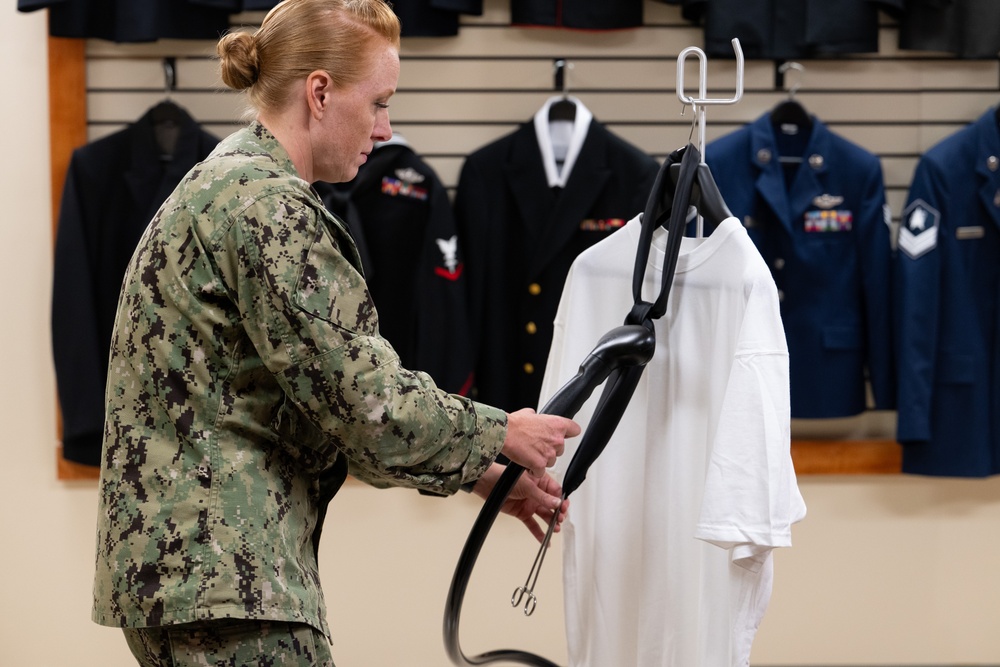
[305,70,334,119]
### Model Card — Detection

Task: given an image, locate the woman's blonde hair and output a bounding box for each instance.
[218,0,401,116]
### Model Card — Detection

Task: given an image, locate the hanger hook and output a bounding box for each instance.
[778,61,804,99]
[553,58,573,97]
[163,57,177,98]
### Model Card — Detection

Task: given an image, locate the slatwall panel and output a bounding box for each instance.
[80,0,1000,444]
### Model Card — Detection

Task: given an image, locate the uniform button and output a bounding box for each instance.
[756,148,772,165]
[808,154,824,169]
[774,258,785,270]
[528,283,542,295]
[523,363,535,374]
[525,321,537,334]
[777,289,785,302]
[988,155,999,172]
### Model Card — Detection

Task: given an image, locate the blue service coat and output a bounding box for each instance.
[894,107,1000,477]
[705,113,894,418]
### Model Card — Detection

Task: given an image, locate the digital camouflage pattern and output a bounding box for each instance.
[92,122,507,638]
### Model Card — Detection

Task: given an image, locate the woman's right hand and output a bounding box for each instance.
[500,408,580,477]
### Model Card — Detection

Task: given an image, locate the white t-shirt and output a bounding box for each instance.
[542,215,807,667]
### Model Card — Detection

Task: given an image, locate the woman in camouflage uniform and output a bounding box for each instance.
[91,1,579,664]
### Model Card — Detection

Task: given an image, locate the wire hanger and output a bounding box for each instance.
[676,38,744,237]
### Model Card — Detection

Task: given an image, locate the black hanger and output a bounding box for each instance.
[150,58,186,159]
[770,61,812,133]
[770,98,812,132]
[661,146,733,233]
[548,97,577,122]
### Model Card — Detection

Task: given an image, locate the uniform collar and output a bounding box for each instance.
[533,95,593,188]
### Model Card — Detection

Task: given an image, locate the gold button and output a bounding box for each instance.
[525,321,537,334]
[528,283,542,295]
[523,363,535,374]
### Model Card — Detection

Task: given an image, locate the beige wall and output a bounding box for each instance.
[4,3,1000,666]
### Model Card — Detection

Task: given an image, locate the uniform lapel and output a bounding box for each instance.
[787,118,831,226]
[752,115,795,234]
[528,122,611,278]
[504,123,558,240]
[975,111,1000,232]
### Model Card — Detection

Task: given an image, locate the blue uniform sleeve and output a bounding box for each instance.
[894,157,945,443]
[858,159,896,410]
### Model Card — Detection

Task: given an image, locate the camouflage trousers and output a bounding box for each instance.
[122,619,335,666]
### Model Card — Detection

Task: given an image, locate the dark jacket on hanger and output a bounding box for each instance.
[390,0,482,36]
[897,0,1000,59]
[52,103,219,465]
[510,0,643,29]
[704,112,895,419]
[314,138,474,395]
[895,107,1000,477]
[18,0,232,42]
[680,0,904,59]
[454,119,659,412]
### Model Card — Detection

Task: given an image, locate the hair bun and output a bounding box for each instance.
[218,30,260,91]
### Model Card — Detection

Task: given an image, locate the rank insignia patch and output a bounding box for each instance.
[434,235,463,281]
[898,199,940,259]
[804,209,853,232]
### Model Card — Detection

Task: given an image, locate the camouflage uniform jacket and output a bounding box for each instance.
[92,122,507,638]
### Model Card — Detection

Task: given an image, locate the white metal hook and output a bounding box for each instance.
[675,38,745,158]
[778,61,804,99]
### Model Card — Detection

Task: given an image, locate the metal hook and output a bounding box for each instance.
[553,58,573,97]
[510,505,561,616]
[675,38,745,158]
[778,61,805,99]
[163,57,177,98]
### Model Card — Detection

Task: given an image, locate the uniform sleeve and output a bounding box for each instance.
[695,275,806,572]
[51,150,107,464]
[228,189,506,495]
[857,156,896,410]
[894,157,944,444]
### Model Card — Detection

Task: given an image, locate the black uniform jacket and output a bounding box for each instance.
[510,0,644,29]
[315,138,475,395]
[897,0,1000,59]
[18,0,232,41]
[52,103,219,465]
[681,0,903,59]
[454,119,659,412]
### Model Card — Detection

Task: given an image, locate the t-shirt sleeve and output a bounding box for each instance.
[694,274,806,572]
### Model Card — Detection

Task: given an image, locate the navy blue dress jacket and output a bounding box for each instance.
[895,107,1000,477]
[705,113,895,419]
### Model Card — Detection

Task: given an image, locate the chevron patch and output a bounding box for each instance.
[898,199,940,260]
